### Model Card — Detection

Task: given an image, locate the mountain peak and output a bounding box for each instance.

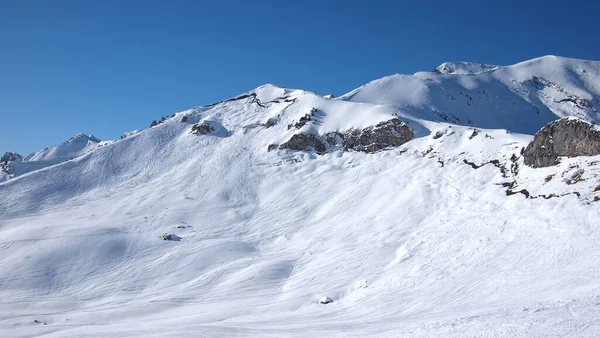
[1,152,22,163]
[67,133,100,143]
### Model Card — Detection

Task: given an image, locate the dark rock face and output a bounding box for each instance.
[263,117,278,128]
[191,123,215,135]
[280,133,327,153]
[342,119,414,153]
[1,152,22,163]
[1,152,22,176]
[287,108,317,130]
[279,118,414,154]
[523,118,600,168]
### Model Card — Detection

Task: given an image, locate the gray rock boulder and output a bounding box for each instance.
[191,123,215,135]
[523,118,600,168]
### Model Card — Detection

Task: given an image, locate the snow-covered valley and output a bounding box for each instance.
[1,55,600,337]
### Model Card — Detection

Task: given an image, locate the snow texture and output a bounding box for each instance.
[1,56,600,337]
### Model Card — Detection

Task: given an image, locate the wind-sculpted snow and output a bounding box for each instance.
[1,56,600,337]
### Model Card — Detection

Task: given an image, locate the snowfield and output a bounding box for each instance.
[1,56,600,337]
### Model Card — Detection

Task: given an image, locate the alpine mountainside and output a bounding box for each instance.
[1,133,103,182]
[1,56,600,337]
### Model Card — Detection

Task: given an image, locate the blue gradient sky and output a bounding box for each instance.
[1,0,599,154]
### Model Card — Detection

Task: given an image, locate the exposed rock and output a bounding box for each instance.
[433,130,445,139]
[468,129,479,140]
[205,92,266,108]
[181,115,189,123]
[1,152,22,177]
[523,118,600,168]
[279,118,414,154]
[319,296,333,304]
[565,169,585,185]
[161,233,181,241]
[263,117,278,128]
[267,144,278,152]
[287,108,317,130]
[280,134,327,153]
[191,123,215,135]
[1,152,22,163]
[342,119,414,153]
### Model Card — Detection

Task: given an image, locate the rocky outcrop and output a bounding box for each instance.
[342,119,414,153]
[1,152,22,177]
[279,118,414,154]
[280,133,327,153]
[161,233,181,241]
[1,152,22,163]
[523,118,600,168]
[287,108,317,130]
[191,123,215,135]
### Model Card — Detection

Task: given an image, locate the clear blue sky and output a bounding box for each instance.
[1,0,599,154]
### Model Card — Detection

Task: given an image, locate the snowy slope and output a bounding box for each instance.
[0,134,104,182]
[343,55,600,135]
[1,56,600,337]
[25,133,102,162]
[434,61,498,75]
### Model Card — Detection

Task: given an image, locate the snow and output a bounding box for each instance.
[1,133,103,182]
[1,56,600,337]
[341,55,600,135]
[26,133,101,162]
[433,61,499,75]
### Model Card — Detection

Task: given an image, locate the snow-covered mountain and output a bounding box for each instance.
[0,133,103,182]
[433,61,499,75]
[343,55,600,135]
[1,56,600,337]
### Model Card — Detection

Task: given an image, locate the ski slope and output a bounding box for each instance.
[1,56,600,337]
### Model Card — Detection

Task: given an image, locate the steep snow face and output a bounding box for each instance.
[1,57,600,337]
[343,56,600,135]
[433,61,498,75]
